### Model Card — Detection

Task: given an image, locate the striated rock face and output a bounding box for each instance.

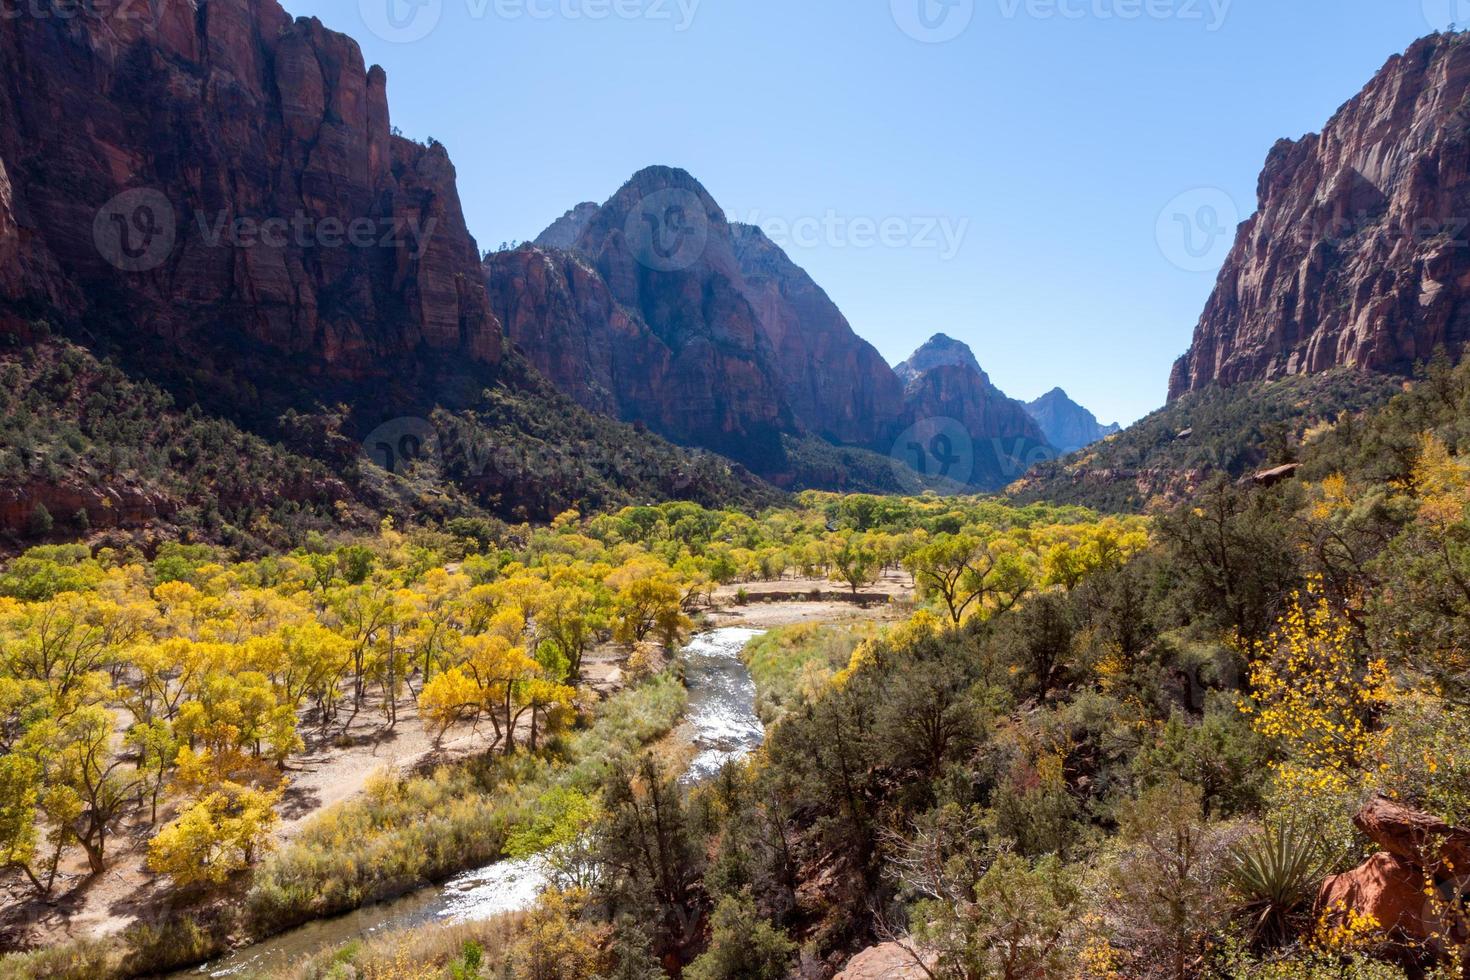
[491,172,1058,487]
[898,336,1051,451]
[0,0,499,402]
[1170,32,1470,400]
[730,223,905,445]
[1026,388,1121,454]
[485,244,654,421]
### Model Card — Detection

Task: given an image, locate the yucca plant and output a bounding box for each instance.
[1226,821,1336,949]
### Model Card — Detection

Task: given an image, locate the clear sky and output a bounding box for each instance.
[286,0,1456,426]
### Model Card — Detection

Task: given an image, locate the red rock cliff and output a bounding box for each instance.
[0,0,498,388]
[1170,32,1470,400]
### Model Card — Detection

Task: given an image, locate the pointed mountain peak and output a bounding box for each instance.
[896,334,987,384]
[1024,388,1120,454]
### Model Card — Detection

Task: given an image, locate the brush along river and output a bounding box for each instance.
[174,627,766,978]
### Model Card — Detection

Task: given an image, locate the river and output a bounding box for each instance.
[174,627,765,978]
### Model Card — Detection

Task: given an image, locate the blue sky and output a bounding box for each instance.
[287,0,1456,426]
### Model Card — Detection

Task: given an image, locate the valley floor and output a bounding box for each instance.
[0,573,913,954]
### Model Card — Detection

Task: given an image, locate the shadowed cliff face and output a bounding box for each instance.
[563,167,795,465]
[0,0,499,409]
[1170,32,1470,401]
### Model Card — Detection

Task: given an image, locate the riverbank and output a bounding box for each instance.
[179,627,768,979]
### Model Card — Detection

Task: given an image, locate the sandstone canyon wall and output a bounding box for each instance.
[1171,32,1470,400]
[0,0,499,412]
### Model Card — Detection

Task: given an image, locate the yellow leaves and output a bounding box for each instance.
[418,667,481,740]
[146,783,282,887]
[1397,432,1470,527]
[1244,581,1391,793]
[1310,472,1354,522]
[1315,902,1383,953]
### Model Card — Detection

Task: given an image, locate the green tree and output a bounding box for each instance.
[914,852,1082,980]
[684,894,795,980]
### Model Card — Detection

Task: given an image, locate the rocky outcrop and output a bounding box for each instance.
[897,335,1055,487]
[730,223,905,445]
[535,202,601,251]
[492,174,1059,487]
[835,943,937,979]
[0,0,499,404]
[487,242,758,451]
[1318,796,1470,950]
[0,481,175,534]
[1025,388,1121,454]
[1170,32,1470,400]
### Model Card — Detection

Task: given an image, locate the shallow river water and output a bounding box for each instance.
[175,627,765,978]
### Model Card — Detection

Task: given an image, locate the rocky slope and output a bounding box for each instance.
[1026,388,1120,454]
[540,166,795,466]
[895,332,986,382]
[0,0,500,412]
[1170,32,1470,400]
[730,223,905,446]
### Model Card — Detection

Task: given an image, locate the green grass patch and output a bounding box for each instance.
[744,623,868,726]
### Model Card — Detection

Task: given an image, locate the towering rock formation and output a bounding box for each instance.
[1025,388,1121,454]
[493,167,794,465]
[1170,32,1470,400]
[0,0,499,407]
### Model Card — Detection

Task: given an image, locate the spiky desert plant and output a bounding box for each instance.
[1226,821,1335,949]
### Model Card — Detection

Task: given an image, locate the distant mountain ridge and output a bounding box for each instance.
[1025,388,1120,454]
[489,171,1062,489]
